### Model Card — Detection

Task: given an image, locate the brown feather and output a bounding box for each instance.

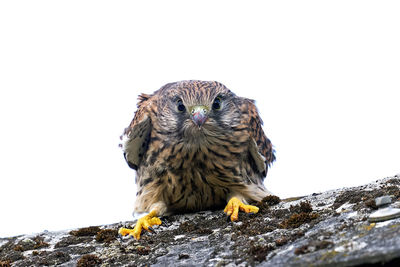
[121,81,275,216]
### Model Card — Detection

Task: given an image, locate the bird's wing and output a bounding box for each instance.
[120,94,152,170]
[244,98,275,177]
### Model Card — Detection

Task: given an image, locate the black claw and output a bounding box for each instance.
[247,212,258,218]
[226,215,232,223]
[148,226,155,233]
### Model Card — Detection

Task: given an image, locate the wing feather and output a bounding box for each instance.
[120,93,152,170]
[244,98,275,177]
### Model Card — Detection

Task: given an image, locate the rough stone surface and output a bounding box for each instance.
[375,195,392,207]
[1,174,400,266]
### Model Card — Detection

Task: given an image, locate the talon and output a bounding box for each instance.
[118,227,133,236]
[224,197,259,222]
[118,209,161,240]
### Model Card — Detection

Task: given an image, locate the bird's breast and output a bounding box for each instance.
[136,129,255,212]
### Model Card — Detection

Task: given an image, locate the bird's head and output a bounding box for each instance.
[154,80,241,144]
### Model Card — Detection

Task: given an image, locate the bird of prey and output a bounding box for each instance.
[119,80,275,240]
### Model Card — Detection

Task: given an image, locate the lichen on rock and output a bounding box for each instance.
[1,174,400,266]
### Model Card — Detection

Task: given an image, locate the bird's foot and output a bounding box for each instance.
[224,197,259,221]
[118,210,161,240]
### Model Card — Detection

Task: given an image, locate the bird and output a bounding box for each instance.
[118,80,275,240]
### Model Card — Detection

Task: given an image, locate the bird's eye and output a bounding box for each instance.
[212,97,222,110]
[177,99,186,112]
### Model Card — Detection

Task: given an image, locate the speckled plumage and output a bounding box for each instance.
[121,80,275,218]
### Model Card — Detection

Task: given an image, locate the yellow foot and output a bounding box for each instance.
[118,210,162,240]
[224,197,259,221]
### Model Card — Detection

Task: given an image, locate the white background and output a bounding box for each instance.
[1,1,399,238]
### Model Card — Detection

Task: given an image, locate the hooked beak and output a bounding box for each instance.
[190,106,208,127]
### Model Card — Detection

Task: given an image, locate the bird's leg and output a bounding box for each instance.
[224,196,259,221]
[119,211,161,240]
[119,202,165,240]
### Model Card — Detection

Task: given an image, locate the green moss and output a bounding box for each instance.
[95,229,118,243]
[178,221,213,235]
[13,245,24,252]
[13,236,48,252]
[280,212,319,229]
[275,237,288,246]
[249,243,274,262]
[262,195,281,206]
[319,250,339,261]
[136,245,151,255]
[364,199,378,210]
[76,254,102,267]
[290,201,313,214]
[70,226,101,237]
[32,236,49,250]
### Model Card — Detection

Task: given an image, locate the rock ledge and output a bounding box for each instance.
[1,175,400,266]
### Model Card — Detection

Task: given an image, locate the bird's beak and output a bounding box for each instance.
[190,106,208,127]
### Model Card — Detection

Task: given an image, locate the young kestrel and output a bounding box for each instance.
[119,80,275,239]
